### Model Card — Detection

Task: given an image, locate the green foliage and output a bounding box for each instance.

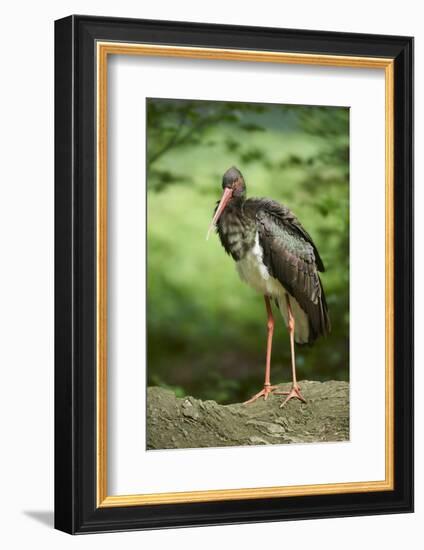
[147,99,349,404]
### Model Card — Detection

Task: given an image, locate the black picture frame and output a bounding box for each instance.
[55,14,414,534]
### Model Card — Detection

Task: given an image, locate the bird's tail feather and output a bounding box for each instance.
[276,279,330,346]
[276,295,311,345]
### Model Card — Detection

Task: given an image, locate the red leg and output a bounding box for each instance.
[244,296,280,404]
[280,294,306,408]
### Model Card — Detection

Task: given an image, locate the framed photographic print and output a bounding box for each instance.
[54,15,413,534]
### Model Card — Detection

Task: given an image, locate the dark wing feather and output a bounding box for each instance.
[250,198,330,344]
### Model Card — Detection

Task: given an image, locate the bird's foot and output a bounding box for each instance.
[279,384,307,408]
[244,384,281,405]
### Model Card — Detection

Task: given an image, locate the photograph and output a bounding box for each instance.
[146,97,350,450]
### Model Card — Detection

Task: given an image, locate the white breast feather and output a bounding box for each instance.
[236,233,283,297]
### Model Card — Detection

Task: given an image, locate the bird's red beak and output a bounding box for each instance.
[206,187,233,240]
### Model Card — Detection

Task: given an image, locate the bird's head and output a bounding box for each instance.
[222,166,246,197]
[206,167,246,240]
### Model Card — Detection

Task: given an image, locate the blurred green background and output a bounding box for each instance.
[146,98,349,404]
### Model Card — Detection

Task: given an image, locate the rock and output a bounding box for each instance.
[146,380,349,450]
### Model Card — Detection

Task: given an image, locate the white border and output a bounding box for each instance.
[107,55,386,496]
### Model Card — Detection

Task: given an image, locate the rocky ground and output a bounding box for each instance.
[146,380,349,449]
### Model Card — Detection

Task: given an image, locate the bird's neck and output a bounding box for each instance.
[229,195,246,209]
[220,195,246,221]
[217,195,256,261]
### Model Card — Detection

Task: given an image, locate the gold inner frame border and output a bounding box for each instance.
[96,42,394,508]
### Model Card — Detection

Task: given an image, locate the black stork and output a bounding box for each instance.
[207,166,330,407]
